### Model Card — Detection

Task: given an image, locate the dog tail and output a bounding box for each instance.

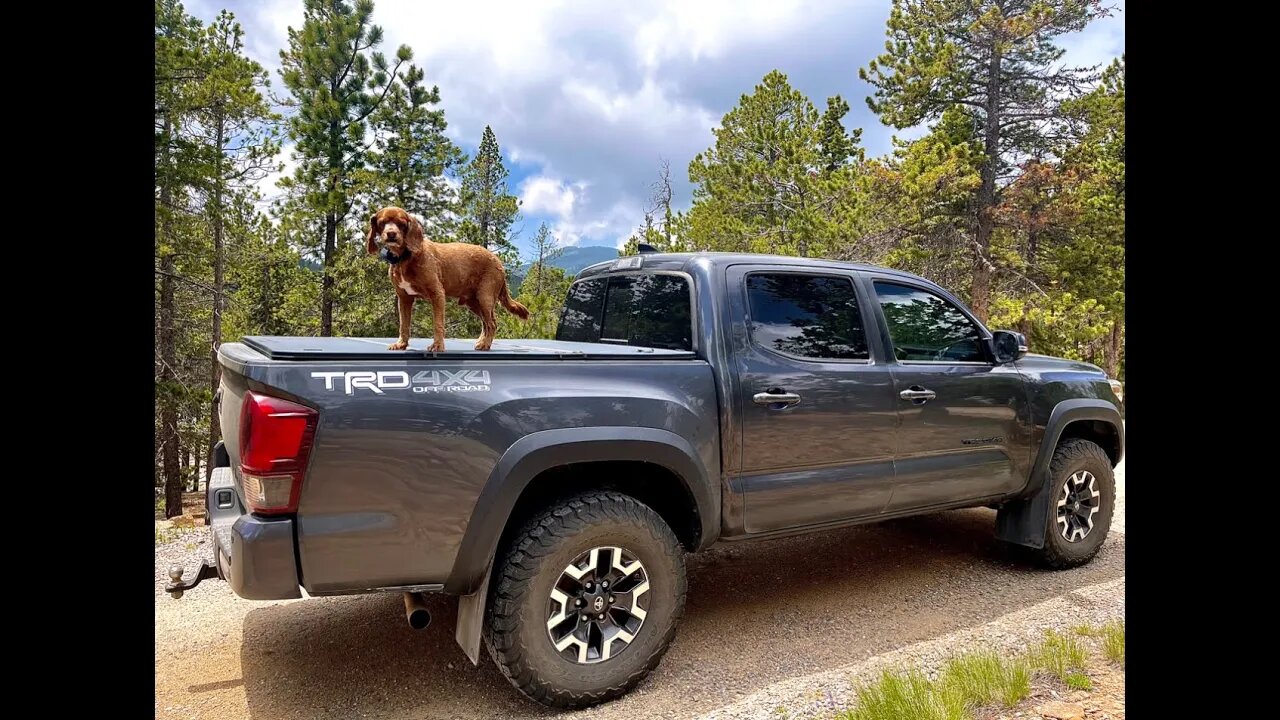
[499,284,530,320]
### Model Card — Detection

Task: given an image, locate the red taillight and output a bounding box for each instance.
[238,391,317,515]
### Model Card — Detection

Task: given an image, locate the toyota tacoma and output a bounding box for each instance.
[167,250,1125,708]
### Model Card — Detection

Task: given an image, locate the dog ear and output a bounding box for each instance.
[405,214,425,252]
[366,213,379,255]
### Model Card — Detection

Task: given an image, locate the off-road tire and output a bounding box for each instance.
[484,491,686,708]
[1032,438,1115,569]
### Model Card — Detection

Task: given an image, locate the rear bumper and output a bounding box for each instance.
[226,514,302,600]
[207,462,302,600]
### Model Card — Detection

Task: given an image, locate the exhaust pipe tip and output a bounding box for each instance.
[403,592,432,630]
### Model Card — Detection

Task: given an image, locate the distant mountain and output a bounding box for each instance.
[509,245,620,294]
[532,245,621,275]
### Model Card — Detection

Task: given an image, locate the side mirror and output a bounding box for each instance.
[991,330,1028,364]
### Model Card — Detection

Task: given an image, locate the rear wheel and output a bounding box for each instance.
[1031,438,1115,568]
[485,491,686,708]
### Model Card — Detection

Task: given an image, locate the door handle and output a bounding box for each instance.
[753,390,801,408]
[899,386,936,402]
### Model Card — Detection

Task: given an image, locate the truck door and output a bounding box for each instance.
[726,264,900,534]
[865,276,1030,511]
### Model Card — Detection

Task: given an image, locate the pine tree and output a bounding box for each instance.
[155,0,207,517]
[369,63,463,229]
[858,105,983,290]
[1055,56,1124,376]
[192,10,280,483]
[458,125,521,265]
[818,95,863,172]
[686,70,860,257]
[861,0,1109,321]
[279,0,410,336]
[529,222,563,297]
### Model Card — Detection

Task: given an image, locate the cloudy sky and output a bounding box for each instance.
[186,0,1125,255]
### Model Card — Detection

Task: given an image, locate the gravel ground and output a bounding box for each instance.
[699,577,1125,720]
[155,458,1125,720]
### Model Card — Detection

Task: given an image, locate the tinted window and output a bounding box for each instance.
[556,278,605,343]
[600,275,692,350]
[556,274,692,350]
[745,274,869,360]
[873,282,987,362]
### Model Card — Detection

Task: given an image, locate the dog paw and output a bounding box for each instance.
[474,340,493,351]
[388,341,409,351]
[427,342,446,353]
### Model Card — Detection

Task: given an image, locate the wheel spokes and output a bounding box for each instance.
[1057,471,1103,543]
[546,545,650,664]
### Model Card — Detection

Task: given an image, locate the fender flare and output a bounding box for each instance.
[446,426,717,596]
[995,399,1124,549]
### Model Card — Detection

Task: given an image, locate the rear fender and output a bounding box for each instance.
[448,426,716,664]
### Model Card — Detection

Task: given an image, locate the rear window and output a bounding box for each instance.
[556,274,693,350]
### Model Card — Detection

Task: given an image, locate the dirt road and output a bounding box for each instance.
[155,459,1125,720]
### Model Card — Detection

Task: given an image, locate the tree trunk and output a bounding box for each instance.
[322,211,336,336]
[971,46,1003,323]
[1105,317,1123,379]
[208,112,225,482]
[159,118,183,520]
[536,243,545,296]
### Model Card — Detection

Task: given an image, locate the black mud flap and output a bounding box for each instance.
[454,563,492,665]
[995,478,1050,549]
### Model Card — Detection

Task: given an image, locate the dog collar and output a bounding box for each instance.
[379,247,412,265]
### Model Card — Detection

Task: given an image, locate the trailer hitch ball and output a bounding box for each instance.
[168,566,186,599]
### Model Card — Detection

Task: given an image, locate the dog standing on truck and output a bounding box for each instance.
[367,206,529,352]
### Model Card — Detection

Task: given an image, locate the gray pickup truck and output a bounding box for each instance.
[167,250,1124,708]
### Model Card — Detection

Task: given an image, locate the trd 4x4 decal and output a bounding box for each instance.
[311,370,492,395]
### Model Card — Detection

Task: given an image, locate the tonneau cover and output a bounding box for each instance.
[240,336,697,361]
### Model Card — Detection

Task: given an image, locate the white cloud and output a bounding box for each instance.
[547,204,636,248]
[519,177,638,248]
[519,176,581,218]
[1057,1,1125,69]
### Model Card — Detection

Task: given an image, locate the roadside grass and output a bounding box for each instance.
[841,669,965,720]
[940,651,1031,709]
[1100,620,1124,666]
[1028,630,1091,690]
[155,525,177,545]
[833,622,1123,720]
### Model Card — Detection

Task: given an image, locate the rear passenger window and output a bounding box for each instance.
[556,274,693,350]
[745,273,869,360]
[600,275,692,350]
[557,278,606,343]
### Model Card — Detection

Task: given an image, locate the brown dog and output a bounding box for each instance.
[367,206,529,352]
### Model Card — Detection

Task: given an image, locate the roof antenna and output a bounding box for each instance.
[637,243,658,254]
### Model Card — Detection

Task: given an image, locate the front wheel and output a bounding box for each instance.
[1030,438,1116,569]
[485,491,687,708]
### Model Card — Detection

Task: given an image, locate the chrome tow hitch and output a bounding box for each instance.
[165,562,220,599]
